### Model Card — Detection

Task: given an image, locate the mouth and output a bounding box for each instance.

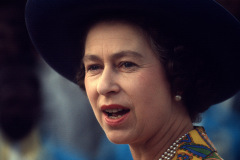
[101,105,130,119]
[104,108,130,119]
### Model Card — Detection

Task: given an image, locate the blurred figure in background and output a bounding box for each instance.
[0,66,86,160]
[0,1,86,160]
[0,66,42,159]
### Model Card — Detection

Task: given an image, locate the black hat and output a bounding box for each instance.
[26,0,240,104]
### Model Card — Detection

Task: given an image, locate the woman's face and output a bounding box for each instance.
[83,22,177,145]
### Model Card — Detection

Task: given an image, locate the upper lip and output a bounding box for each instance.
[100,104,130,111]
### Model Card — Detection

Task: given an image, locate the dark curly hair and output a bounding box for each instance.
[76,15,220,122]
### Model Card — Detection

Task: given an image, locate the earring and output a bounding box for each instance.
[175,95,182,101]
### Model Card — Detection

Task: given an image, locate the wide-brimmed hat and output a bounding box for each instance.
[26,0,240,105]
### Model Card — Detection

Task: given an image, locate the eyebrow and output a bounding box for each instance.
[83,50,144,63]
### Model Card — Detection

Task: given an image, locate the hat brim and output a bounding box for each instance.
[26,0,240,104]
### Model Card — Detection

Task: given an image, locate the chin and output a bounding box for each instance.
[105,130,132,144]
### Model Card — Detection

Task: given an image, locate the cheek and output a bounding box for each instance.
[127,69,172,110]
[130,69,169,94]
[84,79,97,106]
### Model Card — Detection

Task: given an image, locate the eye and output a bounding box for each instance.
[87,65,100,71]
[118,61,138,72]
[119,62,136,68]
[85,64,103,74]
[123,62,136,68]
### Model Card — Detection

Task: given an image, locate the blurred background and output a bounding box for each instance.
[0,0,239,160]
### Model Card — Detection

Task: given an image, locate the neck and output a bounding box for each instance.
[129,104,193,160]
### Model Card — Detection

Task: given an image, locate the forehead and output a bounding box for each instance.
[86,21,144,36]
[84,21,150,53]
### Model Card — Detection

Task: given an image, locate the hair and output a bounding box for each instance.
[76,15,217,122]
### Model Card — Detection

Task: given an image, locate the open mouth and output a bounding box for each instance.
[104,108,130,119]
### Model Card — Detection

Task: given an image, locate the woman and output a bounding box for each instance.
[25,0,240,159]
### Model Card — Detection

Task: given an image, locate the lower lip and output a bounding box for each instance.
[104,112,130,127]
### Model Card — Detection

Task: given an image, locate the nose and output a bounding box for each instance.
[97,67,120,95]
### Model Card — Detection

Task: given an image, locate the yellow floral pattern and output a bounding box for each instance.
[172,127,223,160]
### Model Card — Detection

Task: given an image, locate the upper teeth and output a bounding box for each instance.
[105,109,123,113]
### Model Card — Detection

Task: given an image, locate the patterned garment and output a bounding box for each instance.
[172,127,223,160]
